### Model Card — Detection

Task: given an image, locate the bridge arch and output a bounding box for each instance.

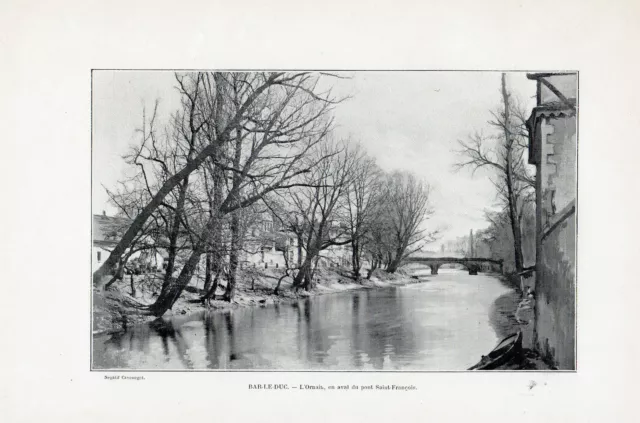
[406,257,503,276]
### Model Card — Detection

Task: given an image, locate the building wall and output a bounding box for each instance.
[540,116,577,219]
[534,114,577,370]
[241,235,299,269]
[92,245,112,272]
[317,244,352,268]
[91,246,163,273]
[241,242,355,270]
[242,245,291,269]
[535,209,576,369]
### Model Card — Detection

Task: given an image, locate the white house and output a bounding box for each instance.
[92,212,164,273]
[241,211,299,269]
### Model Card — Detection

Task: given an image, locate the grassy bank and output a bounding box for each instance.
[93,267,420,335]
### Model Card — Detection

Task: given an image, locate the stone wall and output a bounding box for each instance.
[528,73,578,370]
[541,115,577,217]
[534,113,577,370]
[534,207,576,369]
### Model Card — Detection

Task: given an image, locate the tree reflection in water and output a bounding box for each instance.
[94,273,510,370]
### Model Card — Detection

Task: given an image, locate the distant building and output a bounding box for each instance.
[526,72,577,369]
[94,207,353,278]
[241,211,299,269]
[317,221,352,268]
[92,212,164,273]
[93,212,128,272]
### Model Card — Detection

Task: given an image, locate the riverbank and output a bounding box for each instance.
[485,273,553,370]
[488,278,522,340]
[93,267,421,335]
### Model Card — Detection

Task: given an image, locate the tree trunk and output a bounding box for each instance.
[386,260,399,273]
[223,213,241,302]
[273,273,287,295]
[224,259,238,302]
[292,255,316,290]
[386,246,405,273]
[351,240,361,280]
[203,251,213,294]
[202,269,221,303]
[273,249,291,295]
[159,179,189,298]
[306,259,318,291]
[93,74,279,282]
[149,243,204,316]
[296,233,303,268]
[223,116,246,303]
[103,258,126,291]
[506,178,524,272]
[292,258,311,288]
[149,212,220,316]
[501,73,525,273]
[366,258,378,280]
[202,154,225,302]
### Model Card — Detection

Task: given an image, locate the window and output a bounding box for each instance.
[97,251,101,262]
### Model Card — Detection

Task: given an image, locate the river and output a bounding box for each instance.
[92,268,513,370]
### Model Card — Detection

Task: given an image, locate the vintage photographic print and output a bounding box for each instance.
[91,70,577,371]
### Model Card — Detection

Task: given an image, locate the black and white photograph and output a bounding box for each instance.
[91,71,577,371]
[7,0,640,421]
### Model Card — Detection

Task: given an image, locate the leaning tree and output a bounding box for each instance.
[93,72,340,286]
[147,72,342,315]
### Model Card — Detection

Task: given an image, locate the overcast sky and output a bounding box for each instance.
[92,71,536,245]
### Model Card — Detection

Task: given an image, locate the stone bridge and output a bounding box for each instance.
[405,256,504,275]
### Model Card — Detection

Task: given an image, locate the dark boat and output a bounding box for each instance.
[468,331,523,370]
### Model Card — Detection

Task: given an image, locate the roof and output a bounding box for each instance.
[526,72,577,80]
[526,74,578,165]
[527,100,577,123]
[93,214,132,244]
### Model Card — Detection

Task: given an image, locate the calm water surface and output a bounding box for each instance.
[93,269,512,370]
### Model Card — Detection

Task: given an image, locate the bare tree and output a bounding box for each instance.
[454,73,535,273]
[98,208,157,291]
[271,141,355,291]
[363,202,394,278]
[382,171,437,273]
[148,72,341,315]
[93,72,339,284]
[342,143,383,280]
